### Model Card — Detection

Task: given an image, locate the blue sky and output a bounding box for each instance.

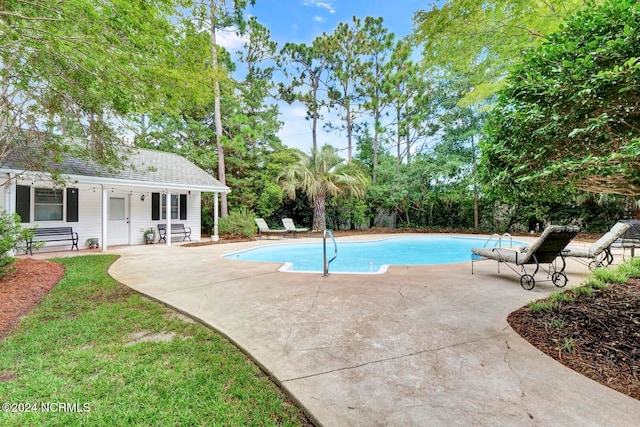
[219,0,434,153]
[248,0,429,44]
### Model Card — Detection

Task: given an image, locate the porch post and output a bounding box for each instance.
[101,186,108,252]
[165,190,171,246]
[6,173,16,256]
[6,173,16,215]
[212,192,219,241]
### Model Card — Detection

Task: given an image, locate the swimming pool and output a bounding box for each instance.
[223,236,525,274]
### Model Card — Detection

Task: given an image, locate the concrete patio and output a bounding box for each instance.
[104,234,640,426]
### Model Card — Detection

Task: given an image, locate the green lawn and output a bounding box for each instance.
[0,255,310,426]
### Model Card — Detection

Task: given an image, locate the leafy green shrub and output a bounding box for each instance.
[0,211,34,277]
[217,208,257,239]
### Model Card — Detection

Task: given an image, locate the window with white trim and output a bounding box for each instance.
[151,192,187,221]
[34,188,63,221]
[161,194,179,220]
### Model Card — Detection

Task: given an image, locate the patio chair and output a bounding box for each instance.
[564,221,630,270]
[282,218,309,237]
[255,218,287,240]
[610,218,640,258]
[471,225,581,290]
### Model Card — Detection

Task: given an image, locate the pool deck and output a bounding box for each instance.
[45,234,640,425]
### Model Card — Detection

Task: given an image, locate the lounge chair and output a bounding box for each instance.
[611,219,640,258]
[282,218,309,237]
[471,225,581,290]
[564,221,630,270]
[255,218,287,240]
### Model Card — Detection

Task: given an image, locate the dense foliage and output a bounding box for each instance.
[0,211,33,277]
[481,0,640,200]
[412,0,597,104]
[1,0,182,173]
[3,0,633,236]
[217,208,257,238]
[279,145,369,231]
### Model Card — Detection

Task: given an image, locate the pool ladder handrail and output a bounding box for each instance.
[323,229,338,277]
[483,232,513,248]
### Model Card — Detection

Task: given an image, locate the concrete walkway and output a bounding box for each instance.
[106,235,640,426]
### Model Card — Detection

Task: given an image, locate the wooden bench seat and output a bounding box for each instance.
[157,224,192,242]
[26,227,79,255]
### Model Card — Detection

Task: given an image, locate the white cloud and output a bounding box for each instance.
[287,105,310,120]
[313,15,325,23]
[303,1,336,14]
[316,2,336,13]
[214,27,248,51]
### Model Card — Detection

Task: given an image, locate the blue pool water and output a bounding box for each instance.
[223,236,524,273]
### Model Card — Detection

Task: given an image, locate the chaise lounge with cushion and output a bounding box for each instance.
[255,218,287,239]
[282,218,309,237]
[471,225,581,290]
[564,221,630,270]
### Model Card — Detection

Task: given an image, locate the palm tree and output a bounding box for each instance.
[279,145,369,231]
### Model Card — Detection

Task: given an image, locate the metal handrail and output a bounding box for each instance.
[484,233,502,247]
[323,229,337,277]
[483,232,514,248]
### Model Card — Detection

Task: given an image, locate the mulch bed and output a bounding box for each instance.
[0,258,65,341]
[508,279,640,400]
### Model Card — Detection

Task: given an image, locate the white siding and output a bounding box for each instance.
[6,176,205,251]
[138,190,203,244]
[189,192,202,241]
[0,179,5,211]
[14,180,103,251]
[129,191,150,245]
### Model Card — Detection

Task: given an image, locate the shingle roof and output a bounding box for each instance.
[1,147,229,193]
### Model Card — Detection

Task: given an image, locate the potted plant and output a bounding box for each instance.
[86,237,99,249]
[143,228,156,244]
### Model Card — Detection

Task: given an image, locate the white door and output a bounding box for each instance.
[108,196,129,245]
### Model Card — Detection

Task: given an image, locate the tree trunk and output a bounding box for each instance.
[396,109,401,171]
[313,194,327,231]
[311,80,319,152]
[372,108,380,183]
[473,189,479,229]
[211,0,228,217]
[346,102,352,163]
[471,135,478,229]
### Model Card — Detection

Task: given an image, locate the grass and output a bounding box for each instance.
[571,285,595,297]
[528,256,640,314]
[549,291,574,304]
[0,255,310,426]
[527,300,556,313]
